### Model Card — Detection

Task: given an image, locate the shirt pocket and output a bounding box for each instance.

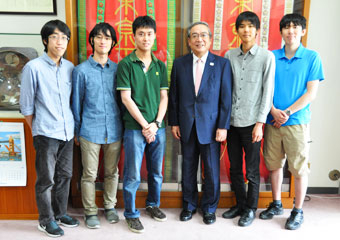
[246,69,262,83]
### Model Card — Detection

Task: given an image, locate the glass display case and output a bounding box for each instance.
[66,0,309,208]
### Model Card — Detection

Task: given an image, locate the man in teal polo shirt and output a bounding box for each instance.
[260,13,324,230]
[117,16,168,233]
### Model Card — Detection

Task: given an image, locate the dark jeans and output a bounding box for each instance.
[33,135,74,225]
[227,125,261,210]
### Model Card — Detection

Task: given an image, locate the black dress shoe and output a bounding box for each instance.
[203,212,216,225]
[222,206,243,219]
[238,208,256,227]
[180,209,196,221]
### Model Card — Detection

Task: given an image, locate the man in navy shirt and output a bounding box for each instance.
[260,13,324,230]
[20,20,79,238]
[72,23,123,229]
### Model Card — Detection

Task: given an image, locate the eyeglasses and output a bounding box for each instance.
[94,35,112,41]
[48,35,69,42]
[190,32,210,40]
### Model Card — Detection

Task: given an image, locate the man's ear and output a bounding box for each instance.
[301,28,307,37]
[255,28,260,38]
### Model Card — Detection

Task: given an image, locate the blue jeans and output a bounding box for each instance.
[33,135,74,225]
[123,128,166,219]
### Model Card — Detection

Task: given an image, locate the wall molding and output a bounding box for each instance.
[307,187,339,194]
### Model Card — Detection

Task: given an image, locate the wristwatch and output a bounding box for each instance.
[285,109,292,116]
[154,120,162,128]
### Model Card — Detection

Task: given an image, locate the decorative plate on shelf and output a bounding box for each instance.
[0,47,38,110]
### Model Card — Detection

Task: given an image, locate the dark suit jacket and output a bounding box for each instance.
[168,52,232,144]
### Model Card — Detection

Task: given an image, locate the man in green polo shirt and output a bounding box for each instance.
[116,15,168,234]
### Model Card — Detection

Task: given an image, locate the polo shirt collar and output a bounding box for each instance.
[88,55,111,68]
[42,52,64,66]
[279,43,305,60]
[238,44,259,56]
[129,49,158,63]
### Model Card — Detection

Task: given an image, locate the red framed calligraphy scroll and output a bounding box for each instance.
[76,0,176,183]
[192,0,294,184]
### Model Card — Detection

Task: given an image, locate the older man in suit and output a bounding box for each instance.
[168,22,232,225]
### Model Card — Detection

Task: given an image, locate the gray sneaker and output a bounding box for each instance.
[38,221,64,238]
[85,215,100,229]
[126,218,145,233]
[259,202,284,220]
[104,208,119,223]
[56,214,80,227]
[146,206,167,222]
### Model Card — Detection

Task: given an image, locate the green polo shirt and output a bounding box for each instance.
[117,50,168,130]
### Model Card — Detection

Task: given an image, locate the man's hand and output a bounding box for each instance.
[74,137,80,146]
[216,128,227,142]
[145,135,156,144]
[252,123,263,143]
[270,107,289,128]
[171,126,181,140]
[142,123,158,143]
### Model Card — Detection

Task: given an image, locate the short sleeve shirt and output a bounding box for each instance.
[116,50,168,130]
[266,44,324,126]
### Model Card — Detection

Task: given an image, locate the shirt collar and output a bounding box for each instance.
[193,51,209,63]
[238,44,259,56]
[42,52,63,66]
[279,43,305,59]
[129,49,158,63]
[88,55,111,68]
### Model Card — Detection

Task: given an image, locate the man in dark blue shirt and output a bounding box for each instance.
[72,23,123,229]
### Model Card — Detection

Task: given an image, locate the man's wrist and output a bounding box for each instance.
[284,109,292,116]
[154,120,162,128]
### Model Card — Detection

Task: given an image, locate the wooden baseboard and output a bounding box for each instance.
[71,190,294,209]
[0,214,39,220]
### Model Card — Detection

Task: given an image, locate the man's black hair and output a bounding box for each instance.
[280,13,306,31]
[40,20,71,52]
[235,11,260,30]
[132,15,156,35]
[88,22,117,55]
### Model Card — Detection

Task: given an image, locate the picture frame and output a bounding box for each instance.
[0,0,57,15]
[0,122,27,186]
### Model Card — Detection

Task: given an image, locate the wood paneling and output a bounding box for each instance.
[0,118,38,220]
[302,0,311,47]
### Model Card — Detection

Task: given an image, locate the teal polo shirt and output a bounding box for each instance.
[117,50,168,130]
[267,44,324,126]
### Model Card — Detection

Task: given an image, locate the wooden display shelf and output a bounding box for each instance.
[70,189,295,210]
[70,141,295,209]
[0,118,39,220]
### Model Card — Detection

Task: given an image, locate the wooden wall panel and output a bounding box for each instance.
[0,118,38,220]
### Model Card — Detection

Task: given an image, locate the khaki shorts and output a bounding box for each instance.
[263,124,310,177]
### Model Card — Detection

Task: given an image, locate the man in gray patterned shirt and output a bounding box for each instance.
[222,11,275,227]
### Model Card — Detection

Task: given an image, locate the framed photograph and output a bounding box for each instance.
[0,0,57,15]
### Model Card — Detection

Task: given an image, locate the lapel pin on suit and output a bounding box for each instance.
[210,62,214,66]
